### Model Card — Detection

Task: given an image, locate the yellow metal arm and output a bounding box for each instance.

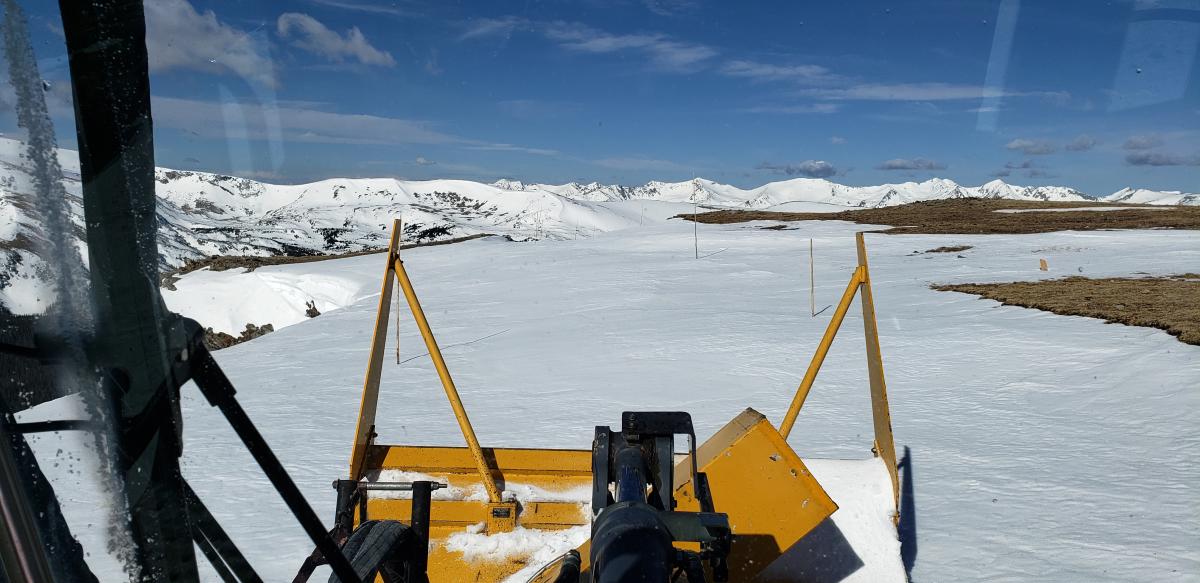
[776,232,899,515]
[348,219,502,505]
[392,256,503,503]
[778,266,864,440]
[349,219,402,480]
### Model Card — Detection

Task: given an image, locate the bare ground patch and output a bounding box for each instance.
[676,199,1200,235]
[933,275,1200,345]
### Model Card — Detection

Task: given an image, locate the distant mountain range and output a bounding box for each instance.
[0,136,1195,312]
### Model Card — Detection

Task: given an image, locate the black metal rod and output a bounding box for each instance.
[192,528,237,583]
[408,481,432,583]
[183,480,262,583]
[0,421,55,583]
[59,0,198,577]
[190,346,361,583]
[356,481,447,492]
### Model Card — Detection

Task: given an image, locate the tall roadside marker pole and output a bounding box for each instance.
[693,199,699,259]
[809,238,816,317]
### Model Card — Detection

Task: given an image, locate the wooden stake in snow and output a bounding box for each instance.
[693,199,699,259]
[810,238,816,317]
[1039,258,1049,272]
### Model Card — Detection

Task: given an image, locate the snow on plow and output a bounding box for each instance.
[334,220,903,582]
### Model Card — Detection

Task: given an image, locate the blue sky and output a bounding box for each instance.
[6,0,1199,194]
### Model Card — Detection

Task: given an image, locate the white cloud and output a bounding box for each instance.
[277,13,396,67]
[802,83,1052,101]
[757,160,838,178]
[153,96,463,145]
[1006,138,1057,155]
[305,0,409,16]
[542,22,716,71]
[642,0,699,16]
[144,0,276,87]
[459,17,527,41]
[149,96,562,165]
[467,143,560,156]
[830,136,847,145]
[1122,134,1164,150]
[1065,135,1098,151]
[414,156,436,166]
[741,103,841,114]
[462,19,715,72]
[1125,151,1200,166]
[719,59,839,84]
[875,158,946,171]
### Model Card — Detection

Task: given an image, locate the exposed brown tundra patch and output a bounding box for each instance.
[933,274,1200,345]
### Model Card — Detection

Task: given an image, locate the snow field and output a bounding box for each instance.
[18,218,1200,581]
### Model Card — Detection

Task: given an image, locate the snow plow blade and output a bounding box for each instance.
[357,408,836,583]
[358,444,593,582]
[344,221,901,581]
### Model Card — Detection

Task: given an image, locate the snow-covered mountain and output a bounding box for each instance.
[1,136,1195,313]
[1103,187,1199,206]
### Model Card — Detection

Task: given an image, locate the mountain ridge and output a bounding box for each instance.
[1,137,1194,312]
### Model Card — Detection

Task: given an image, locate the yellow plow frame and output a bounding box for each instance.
[347,220,899,582]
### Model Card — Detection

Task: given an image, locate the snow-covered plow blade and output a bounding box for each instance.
[357,445,593,581]
[339,220,902,582]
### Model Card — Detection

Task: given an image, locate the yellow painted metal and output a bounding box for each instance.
[368,498,586,530]
[348,219,402,480]
[671,409,838,582]
[775,232,900,517]
[343,227,899,580]
[391,256,503,504]
[360,444,592,582]
[370,444,592,484]
[856,232,900,513]
[779,265,865,440]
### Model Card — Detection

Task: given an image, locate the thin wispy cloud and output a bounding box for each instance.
[305,0,410,17]
[543,21,717,72]
[876,157,946,171]
[1122,134,1163,150]
[277,13,396,66]
[1006,138,1056,155]
[460,18,716,72]
[1125,151,1200,166]
[1065,135,1098,151]
[151,96,549,159]
[830,136,847,145]
[144,0,276,87]
[741,103,841,114]
[467,143,560,156]
[802,83,1058,102]
[757,160,838,178]
[642,0,700,17]
[719,59,839,85]
[459,16,526,41]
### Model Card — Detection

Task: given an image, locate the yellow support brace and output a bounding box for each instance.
[776,232,900,515]
[779,265,864,439]
[348,219,401,480]
[856,232,899,512]
[348,219,502,505]
[391,255,502,504]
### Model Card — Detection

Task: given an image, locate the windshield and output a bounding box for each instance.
[1,1,1196,582]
